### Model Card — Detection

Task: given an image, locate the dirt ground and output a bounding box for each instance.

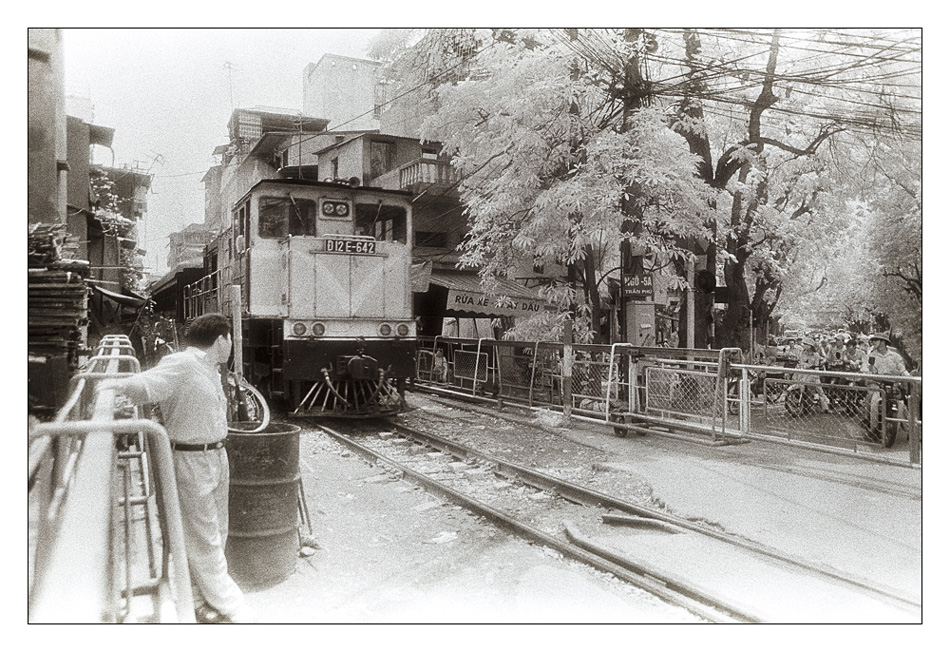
[236,392,922,625]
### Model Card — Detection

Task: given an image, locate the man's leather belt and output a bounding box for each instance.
[170,440,226,452]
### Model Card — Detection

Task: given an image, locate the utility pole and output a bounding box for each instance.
[619,29,653,344]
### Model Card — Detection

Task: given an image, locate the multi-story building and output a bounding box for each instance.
[28,28,151,410]
[160,62,549,340]
[28,29,67,227]
[303,54,385,132]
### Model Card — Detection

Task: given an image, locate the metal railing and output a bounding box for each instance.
[729,363,922,464]
[415,337,922,466]
[28,335,195,623]
[183,270,220,321]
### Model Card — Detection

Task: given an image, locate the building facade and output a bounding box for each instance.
[303,54,384,132]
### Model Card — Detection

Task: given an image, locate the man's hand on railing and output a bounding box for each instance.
[96,378,129,399]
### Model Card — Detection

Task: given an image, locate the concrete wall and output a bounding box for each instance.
[28,29,66,225]
[303,55,381,132]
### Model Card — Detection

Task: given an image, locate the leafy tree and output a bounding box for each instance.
[779,136,921,362]
[407,31,714,343]
[378,29,920,352]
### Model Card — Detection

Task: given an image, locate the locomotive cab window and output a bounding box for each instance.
[258,196,316,238]
[355,203,407,243]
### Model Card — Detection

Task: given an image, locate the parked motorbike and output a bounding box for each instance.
[862,381,908,448]
[760,356,797,405]
[821,355,862,414]
[784,382,824,417]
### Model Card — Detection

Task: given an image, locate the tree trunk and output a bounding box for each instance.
[719,256,751,349]
[581,244,604,344]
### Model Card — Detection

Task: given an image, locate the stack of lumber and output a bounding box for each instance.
[28,268,88,360]
[28,224,89,412]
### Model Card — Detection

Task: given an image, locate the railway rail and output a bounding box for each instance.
[307,412,919,624]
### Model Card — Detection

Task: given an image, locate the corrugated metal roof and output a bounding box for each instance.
[90,282,148,308]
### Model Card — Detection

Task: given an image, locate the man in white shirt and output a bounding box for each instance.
[861,332,910,439]
[101,313,255,623]
[862,333,910,377]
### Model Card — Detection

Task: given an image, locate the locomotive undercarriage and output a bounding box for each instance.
[242,319,414,419]
[292,374,406,418]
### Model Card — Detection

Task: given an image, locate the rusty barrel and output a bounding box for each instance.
[225,422,301,586]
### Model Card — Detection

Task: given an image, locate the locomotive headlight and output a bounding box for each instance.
[321,200,350,218]
[379,323,392,336]
[396,323,410,337]
[312,322,326,337]
[292,322,307,336]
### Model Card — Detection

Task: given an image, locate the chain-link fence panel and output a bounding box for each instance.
[495,341,535,401]
[570,346,621,415]
[452,349,489,386]
[644,364,718,425]
[733,365,921,459]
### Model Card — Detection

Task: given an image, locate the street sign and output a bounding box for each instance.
[625,271,653,296]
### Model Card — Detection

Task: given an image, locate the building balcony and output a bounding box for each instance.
[372,159,459,197]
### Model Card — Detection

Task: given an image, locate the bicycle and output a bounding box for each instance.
[222,368,271,434]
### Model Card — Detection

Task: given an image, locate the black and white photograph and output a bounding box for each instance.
[26,20,925,632]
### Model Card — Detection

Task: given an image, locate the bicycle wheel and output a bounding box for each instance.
[227,374,271,434]
[784,388,805,417]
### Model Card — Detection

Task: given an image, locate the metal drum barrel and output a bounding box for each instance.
[225,423,301,586]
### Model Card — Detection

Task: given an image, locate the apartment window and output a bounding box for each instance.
[374,83,387,119]
[331,157,339,179]
[370,141,396,178]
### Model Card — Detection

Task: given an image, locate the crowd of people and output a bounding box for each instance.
[759,330,915,377]
[752,330,914,417]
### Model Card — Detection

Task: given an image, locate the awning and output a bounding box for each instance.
[91,282,149,309]
[428,271,548,318]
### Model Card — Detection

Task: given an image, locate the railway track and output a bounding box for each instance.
[307,415,920,624]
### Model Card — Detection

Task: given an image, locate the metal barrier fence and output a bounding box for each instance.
[728,363,922,463]
[28,335,195,623]
[415,337,922,466]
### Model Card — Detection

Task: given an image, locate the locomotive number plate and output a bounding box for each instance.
[325,239,377,255]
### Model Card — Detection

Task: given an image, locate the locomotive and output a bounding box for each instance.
[176,178,417,417]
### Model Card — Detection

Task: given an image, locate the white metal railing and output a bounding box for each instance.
[28,335,195,623]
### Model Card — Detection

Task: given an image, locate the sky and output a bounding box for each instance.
[63,28,382,275]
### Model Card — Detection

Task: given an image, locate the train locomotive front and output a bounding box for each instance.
[215,179,417,418]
